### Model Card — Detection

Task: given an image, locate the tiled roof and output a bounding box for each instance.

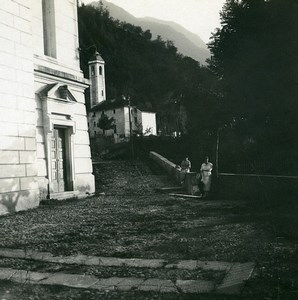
[89,99,132,112]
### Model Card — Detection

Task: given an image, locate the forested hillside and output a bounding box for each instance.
[78,1,297,174]
[78,3,220,136]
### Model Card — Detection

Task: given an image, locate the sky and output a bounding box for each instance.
[82,0,226,43]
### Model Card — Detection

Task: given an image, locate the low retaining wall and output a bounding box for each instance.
[149,151,200,195]
[217,173,298,201]
[149,151,298,200]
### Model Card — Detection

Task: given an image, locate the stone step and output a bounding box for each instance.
[0,248,231,271]
[169,193,202,199]
[48,191,80,200]
[156,186,184,192]
[0,248,255,295]
[216,262,255,294]
[0,267,214,294]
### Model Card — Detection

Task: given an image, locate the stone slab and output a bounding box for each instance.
[165,260,232,271]
[41,273,99,288]
[98,257,126,267]
[158,187,184,192]
[216,262,255,294]
[26,271,51,282]
[12,270,51,284]
[54,254,90,265]
[0,248,26,259]
[197,261,233,271]
[10,270,35,284]
[138,279,177,292]
[176,279,214,293]
[169,193,202,199]
[165,260,197,270]
[123,258,165,268]
[115,277,145,291]
[91,277,125,291]
[0,267,17,280]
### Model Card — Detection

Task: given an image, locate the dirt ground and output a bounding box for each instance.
[0,159,297,299]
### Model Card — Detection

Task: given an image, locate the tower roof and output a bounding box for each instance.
[89,51,104,63]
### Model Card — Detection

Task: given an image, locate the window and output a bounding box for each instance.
[94,131,96,136]
[91,66,95,76]
[99,66,102,75]
[42,0,57,58]
[93,121,96,127]
[114,126,117,133]
[113,109,116,114]
[101,90,103,96]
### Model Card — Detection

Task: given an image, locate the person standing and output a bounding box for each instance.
[200,156,213,198]
[180,155,191,183]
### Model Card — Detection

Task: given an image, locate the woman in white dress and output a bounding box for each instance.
[200,156,213,197]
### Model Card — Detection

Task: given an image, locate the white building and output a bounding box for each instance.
[0,0,95,215]
[87,53,157,139]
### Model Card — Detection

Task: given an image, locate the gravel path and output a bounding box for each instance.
[0,159,297,299]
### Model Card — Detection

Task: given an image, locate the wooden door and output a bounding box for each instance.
[51,128,67,193]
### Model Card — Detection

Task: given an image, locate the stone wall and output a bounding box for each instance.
[150,153,298,200]
[0,0,39,214]
[149,151,199,195]
[217,173,298,201]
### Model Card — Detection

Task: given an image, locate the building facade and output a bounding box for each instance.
[0,0,94,215]
[89,100,157,140]
[87,53,156,140]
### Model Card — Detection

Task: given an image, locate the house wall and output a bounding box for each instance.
[33,0,94,199]
[0,0,94,215]
[88,107,156,139]
[32,0,82,77]
[88,107,127,138]
[140,112,157,136]
[0,0,39,214]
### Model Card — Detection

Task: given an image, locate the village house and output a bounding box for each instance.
[0,0,95,215]
[87,52,157,141]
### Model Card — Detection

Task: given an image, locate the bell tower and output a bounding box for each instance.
[88,51,106,108]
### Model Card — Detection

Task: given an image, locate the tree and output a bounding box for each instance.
[97,112,115,135]
[208,0,298,166]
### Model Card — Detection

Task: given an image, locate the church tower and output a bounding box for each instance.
[88,51,106,108]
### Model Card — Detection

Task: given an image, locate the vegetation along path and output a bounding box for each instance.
[0,160,297,299]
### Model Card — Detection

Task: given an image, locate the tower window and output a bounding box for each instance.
[114,126,117,133]
[102,90,103,96]
[91,66,95,76]
[93,121,96,127]
[42,0,57,58]
[99,66,102,75]
[113,109,116,114]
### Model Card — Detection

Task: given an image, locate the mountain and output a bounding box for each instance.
[89,0,210,64]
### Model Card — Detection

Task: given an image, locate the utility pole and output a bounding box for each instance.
[127,96,134,159]
[216,128,220,178]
